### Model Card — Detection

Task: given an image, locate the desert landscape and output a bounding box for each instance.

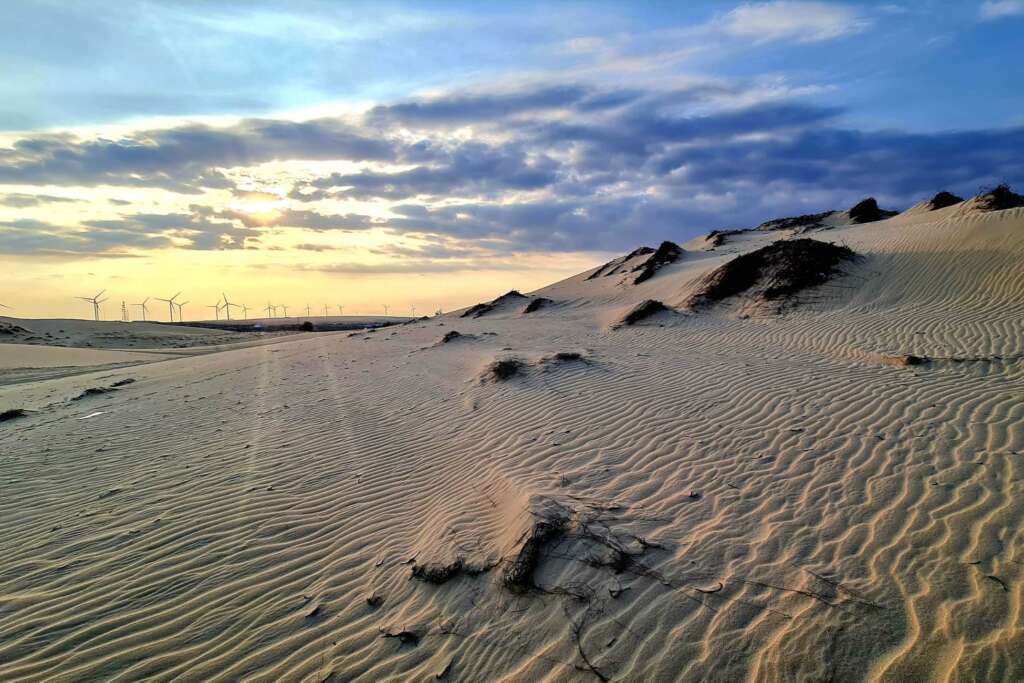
[2,186,1022,681]
[3,2,1023,680]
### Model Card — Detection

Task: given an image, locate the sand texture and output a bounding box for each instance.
[1,201,1023,681]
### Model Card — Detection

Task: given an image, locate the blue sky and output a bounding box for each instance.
[1,1,1023,315]
[3,1,1022,131]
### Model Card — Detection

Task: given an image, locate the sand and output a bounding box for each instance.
[0,198,1022,681]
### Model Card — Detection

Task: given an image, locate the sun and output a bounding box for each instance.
[226,192,289,225]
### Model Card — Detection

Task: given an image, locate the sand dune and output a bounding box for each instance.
[1,194,1023,681]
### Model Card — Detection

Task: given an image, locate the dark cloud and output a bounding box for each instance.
[3,81,1023,259]
[1,210,257,254]
[298,142,559,201]
[0,217,172,255]
[365,84,634,127]
[0,118,395,191]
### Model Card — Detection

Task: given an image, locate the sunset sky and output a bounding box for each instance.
[2,0,1022,319]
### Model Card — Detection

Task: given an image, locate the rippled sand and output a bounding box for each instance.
[1,202,1022,681]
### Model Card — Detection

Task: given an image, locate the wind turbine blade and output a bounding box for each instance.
[95,289,106,299]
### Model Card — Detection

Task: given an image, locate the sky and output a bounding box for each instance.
[1,0,1022,320]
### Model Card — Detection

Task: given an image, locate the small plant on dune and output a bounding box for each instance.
[619,299,670,326]
[976,183,1024,211]
[483,357,524,381]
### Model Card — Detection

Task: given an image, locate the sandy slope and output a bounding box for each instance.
[0,200,1022,681]
[0,317,262,350]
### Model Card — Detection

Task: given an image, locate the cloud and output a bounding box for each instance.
[722,2,870,43]
[980,1,1024,18]
[298,142,559,201]
[0,118,395,191]
[212,207,385,231]
[0,193,82,208]
[365,84,640,128]
[300,258,538,274]
[3,80,1023,260]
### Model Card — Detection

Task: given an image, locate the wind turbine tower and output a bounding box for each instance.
[175,300,188,322]
[222,293,244,321]
[337,304,344,316]
[264,302,274,318]
[207,300,222,321]
[280,304,289,317]
[132,297,151,321]
[155,291,181,322]
[76,290,107,321]
[305,304,312,317]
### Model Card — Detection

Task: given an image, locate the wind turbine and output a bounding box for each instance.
[337,304,344,316]
[264,302,274,318]
[222,292,242,321]
[76,290,107,321]
[280,304,289,317]
[323,303,329,318]
[305,304,312,317]
[241,303,249,319]
[175,300,188,322]
[383,304,390,316]
[410,304,416,317]
[155,291,181,322]
[132,297,151,321]
[207,300,222,321]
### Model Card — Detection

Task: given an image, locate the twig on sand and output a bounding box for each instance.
[985,575,1009,592]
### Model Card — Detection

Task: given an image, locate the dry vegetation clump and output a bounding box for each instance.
[0,408,29,422]
[704,229,745,248]
[686,238,858,309]
[881,354,929,367]
[586,246,654,280]
[545,351,585,363]
[757,209,837,232]
[72,378,135,400]
[632,241,683,284]
[848,198,898,223]
[461,302,494,318]
[73,387,116,400]
[618,299,671,326]
[482,357,525,381]
[0,321,31,336]
[437,330,464,344]
[523,297,553,313]
[502,517,570,593]
[976,184,1024,211]
[461,290,527,318]
[411,558,495,584]
[927,191,964,210]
